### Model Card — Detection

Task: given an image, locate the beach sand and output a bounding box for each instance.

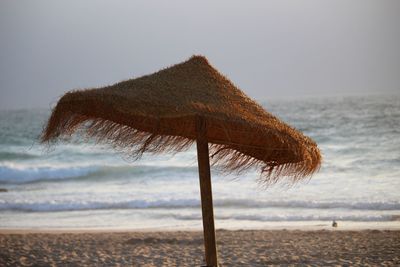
[1,229,399,266]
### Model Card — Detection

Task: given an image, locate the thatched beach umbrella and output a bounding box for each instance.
[41,55,321,267]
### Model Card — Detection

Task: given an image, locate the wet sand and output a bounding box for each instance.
[1,229,399,266]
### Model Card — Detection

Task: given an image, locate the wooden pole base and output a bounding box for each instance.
[196,117,218,267]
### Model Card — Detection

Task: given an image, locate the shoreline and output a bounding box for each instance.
[1,227,400,235]
[1,220,399,234]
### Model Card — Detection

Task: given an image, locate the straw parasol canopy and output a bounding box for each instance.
[41,55,321,183]
[41,55,321,266]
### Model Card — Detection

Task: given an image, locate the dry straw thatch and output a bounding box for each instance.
[41,55,321,183]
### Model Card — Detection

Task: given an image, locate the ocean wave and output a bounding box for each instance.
[213,199,400,211]
[0,164,197,184]
[1,198,399,212]
[0,199,199,212]
[0,151,39,161]
[0,165,97,183]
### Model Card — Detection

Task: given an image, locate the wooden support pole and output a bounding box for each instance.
[196,117,218,267]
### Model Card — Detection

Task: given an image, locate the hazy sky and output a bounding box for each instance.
[1,0,399,110]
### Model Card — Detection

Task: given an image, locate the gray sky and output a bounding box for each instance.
[1,0,399,110]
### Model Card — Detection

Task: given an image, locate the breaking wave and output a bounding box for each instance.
[1,198,398,212]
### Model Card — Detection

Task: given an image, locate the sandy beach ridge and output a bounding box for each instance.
[1,229,399,266]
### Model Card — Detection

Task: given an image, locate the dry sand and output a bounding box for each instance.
[1,229,399,266]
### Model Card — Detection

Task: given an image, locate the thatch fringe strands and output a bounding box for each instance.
[41,55,321,184]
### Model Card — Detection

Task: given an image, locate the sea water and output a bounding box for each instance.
[0,95,399,230]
